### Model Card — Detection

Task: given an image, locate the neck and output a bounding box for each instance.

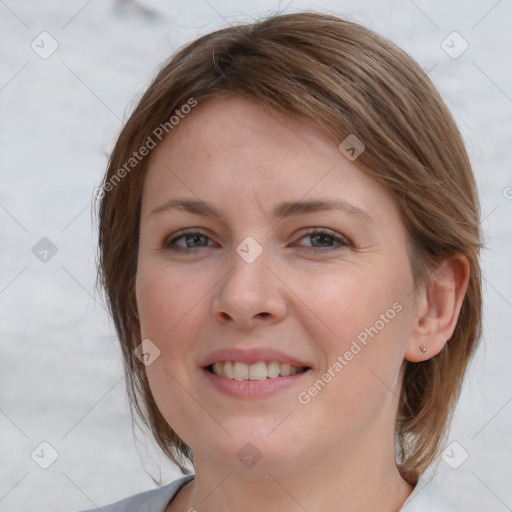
[172,431,414,512]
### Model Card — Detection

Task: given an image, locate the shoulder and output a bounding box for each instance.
[400,476,458,512]
[76,475,194,512]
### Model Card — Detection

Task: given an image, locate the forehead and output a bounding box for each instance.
[162,96,336,166]
[141,95,398,224]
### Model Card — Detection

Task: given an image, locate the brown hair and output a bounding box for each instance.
[95,11,482,484]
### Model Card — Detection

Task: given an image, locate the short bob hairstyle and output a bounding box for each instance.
[96,11,482,485]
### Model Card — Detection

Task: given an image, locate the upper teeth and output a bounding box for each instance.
[211,361,306,380]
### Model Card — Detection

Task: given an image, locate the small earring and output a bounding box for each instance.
[420,344,427,354]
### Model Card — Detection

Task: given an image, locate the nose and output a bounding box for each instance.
[211,243,288,329]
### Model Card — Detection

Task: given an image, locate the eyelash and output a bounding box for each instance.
[163,228,351,253]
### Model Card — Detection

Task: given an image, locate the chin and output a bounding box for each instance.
[197,423,305,473]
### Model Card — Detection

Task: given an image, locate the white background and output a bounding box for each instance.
[1,0,511,510]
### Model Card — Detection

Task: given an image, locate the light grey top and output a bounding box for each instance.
[77,474,457,512]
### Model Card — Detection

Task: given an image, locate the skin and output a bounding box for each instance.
[135,95,469,512]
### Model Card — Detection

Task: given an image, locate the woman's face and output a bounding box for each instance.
[135,96,419,473]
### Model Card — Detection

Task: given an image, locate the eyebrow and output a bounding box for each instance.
[149,198,374,223]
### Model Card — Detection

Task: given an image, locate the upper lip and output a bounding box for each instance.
[199,346,311,368]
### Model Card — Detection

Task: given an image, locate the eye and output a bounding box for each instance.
[163,229,214,251]
[296,228,350,251]
[163,227,350,253]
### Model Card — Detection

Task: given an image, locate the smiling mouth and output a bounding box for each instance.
[205,361,310,381]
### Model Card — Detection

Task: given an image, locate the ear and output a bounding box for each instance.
[404,253,470,362]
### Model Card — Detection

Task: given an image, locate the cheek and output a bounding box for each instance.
[135,264,206,394]
[135,266,208,442]
[300,264,403,348]
[300,262,412,398]
[136,264,204,344]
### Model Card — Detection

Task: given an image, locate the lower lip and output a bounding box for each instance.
[201,368,311,399]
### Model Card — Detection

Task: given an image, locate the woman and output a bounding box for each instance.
[85,11,482,512]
